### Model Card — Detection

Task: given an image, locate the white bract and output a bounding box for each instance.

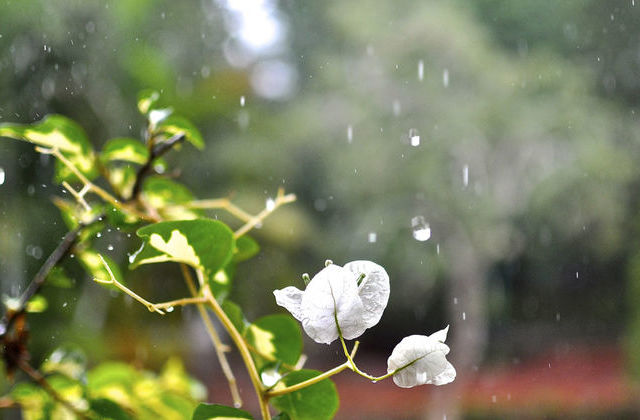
[387,326,456,388]
[273,260,390,344]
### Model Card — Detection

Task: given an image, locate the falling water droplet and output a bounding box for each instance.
[462,312,466,320]
[443,69,449,87]
[418,59,424,81]
[463,165,469,187]
[392,99,401,116]
[368,232,377,243]
[0,167,5,185]
[266,197,276,211]
[240,95,246,107]
[411,216,431,241]
[107,245,114,251]
[166,306,174,313]
[347,125,353,143]
[409,128,420,146]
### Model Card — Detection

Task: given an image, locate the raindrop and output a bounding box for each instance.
[166,306,174,313]
[96,232,102,238]
[418,59,424,81]
[463,165,469,187]
[575,271,579,279]
[265,197,276,211]
[411,216,431,241]
[436,243,440,255]
[453,297,458,305]
[443,69,449,87]
[368,232,377,243]
[240,95,246,107]
[0,167,5,185]
[556,313,561,321]
[392,99,401,116]
[347,125,353,143]
[409,128,420,147]
[462,311,466,320]
[107,245,114,251]
[62,302,68,308]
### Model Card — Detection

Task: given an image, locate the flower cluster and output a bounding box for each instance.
[273,260,456,388]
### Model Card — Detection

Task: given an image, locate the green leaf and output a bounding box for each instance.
[132,219,235,276]
[11,382,54,419]
[90,398,133,420]
[41,347,87,380]
[233,236,260,262]
[245,315,302,366]
[209,267,233,303]
[192,403,253,420]
[25,295,48,313]
[0,114,92,154]
[87,362,138,393]
[78,250,124,290]
[160,357,207,401]
[141,176,202,220]
[101,138,149,165]
[0,114,97,182]
[157,115,204,149]
[222,300,248,335]
[137,89,160,114]
[107,165,137,199]
[270,370,339,420]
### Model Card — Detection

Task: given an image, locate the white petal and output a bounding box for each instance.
[300,264,364,344]
[387,332,455,388]
[344,260,390,329]
[428,325,449,344]
[273,286,304,321]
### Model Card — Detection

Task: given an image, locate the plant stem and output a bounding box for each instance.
[152,296,209,311]
[234,187,296,238]
[94,255,165,314]
[265,343,360,398]
[17,359,91,419]
[180,264,240,405]
[0,222,88,339]
[199,272,271,420]
[36,147,155,222]
[129,133,185,201]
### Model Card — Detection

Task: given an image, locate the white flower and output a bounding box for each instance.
[387,326,456,388]
[273,260,390,344]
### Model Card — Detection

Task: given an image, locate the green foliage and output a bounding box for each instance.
[100,138,150,165]
[246,315,302,367]
[156,116,204,150]
[192,403,254,420]
[131,219,235,277]
[233,236,260,263]
[0,114,97,182]
[270,370,339,420]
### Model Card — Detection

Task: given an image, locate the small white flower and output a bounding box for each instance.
[387,326,456,388]
[273,260,390,344]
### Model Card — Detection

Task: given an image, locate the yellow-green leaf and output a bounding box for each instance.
[156,115,204,149]
[132,219,235,277]
[101,138,149,165]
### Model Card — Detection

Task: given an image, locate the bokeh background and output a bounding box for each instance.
[2,0,640,418]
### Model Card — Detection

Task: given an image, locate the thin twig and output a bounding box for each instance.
[17,359,91,419]
[200,273,271,419]
[94,255,165,315]
[152,296,209,311]
[234,187,296,238]
[35,147,156,222]
[180,265,239,404]
[129,133,185,201]
[0,223,87,339]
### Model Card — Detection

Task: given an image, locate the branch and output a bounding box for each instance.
[35,147,156,222]
[16,359,91,419]
[129,133,185,201]
[0,223,87,339]
[93,255,164,315]
[265,342,360,398]
[180,265,239,405]
[234,187,296,238]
